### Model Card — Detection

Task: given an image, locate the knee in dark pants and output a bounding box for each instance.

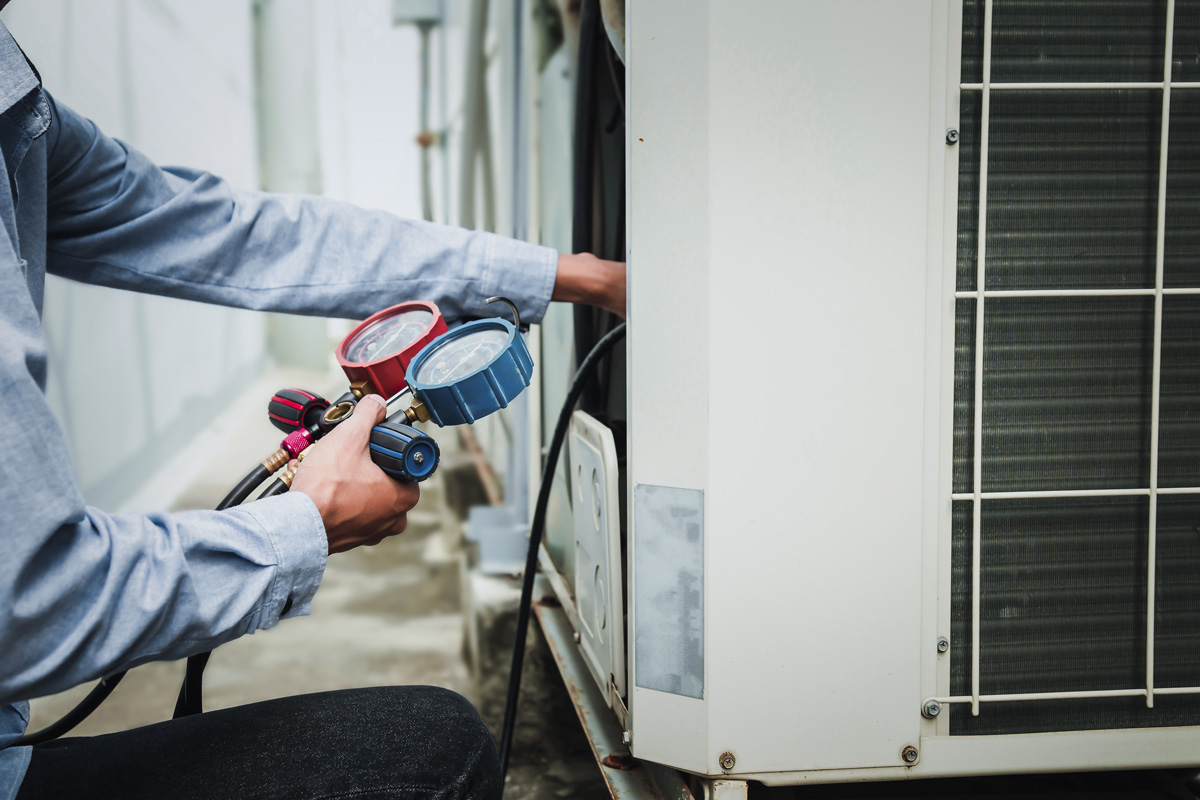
[362,686,502,800]
[17,686,503,800]
[420,687,502,800]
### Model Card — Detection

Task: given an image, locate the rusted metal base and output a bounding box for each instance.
[532,575,693,800]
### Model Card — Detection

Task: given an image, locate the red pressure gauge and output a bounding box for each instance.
[336,301,448,398]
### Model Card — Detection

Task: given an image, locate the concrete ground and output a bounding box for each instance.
[28,365,606,799]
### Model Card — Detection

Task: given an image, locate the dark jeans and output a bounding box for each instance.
[16,686,501,800]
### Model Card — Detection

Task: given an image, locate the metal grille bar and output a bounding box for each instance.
[952,488,1200,501]
[932,685,1200,709]
[968,0,996,719]
[1145,0,1177,708]
[954,288,1200,298]
[961,81,1200,90]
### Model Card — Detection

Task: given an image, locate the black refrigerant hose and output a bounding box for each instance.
[174,460,283,718]
[176,398,354,718]
[12,673,126,748]
[15,461,277,744]
[216,463,272,510]
[256,476,292,499]
[497,322,626,783]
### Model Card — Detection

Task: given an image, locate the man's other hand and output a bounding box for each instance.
[290,394,419,554]
[553,252,626,318]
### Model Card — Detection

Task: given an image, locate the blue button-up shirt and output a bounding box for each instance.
[0,21,557,799]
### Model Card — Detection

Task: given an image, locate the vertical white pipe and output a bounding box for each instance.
[419,23,435,222]
[459,0,492,230]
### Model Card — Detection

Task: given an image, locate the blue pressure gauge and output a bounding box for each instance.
[404,298,533,427]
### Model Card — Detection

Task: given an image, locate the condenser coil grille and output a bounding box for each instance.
[949,0,1200,735]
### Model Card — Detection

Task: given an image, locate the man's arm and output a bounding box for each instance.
[0,257,327,704]
[41,93,622,324]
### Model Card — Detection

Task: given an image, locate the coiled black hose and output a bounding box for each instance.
[13,673,126,747]
[174,463,278,718]
[498,322,626,783]
[172,652,210,719]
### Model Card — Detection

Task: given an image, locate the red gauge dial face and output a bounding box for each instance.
[336,301,447,398]
[341,309,435,365]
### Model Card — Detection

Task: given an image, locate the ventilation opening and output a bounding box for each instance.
[950,0,1200,736]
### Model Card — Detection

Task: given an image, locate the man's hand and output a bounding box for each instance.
[553,252,626,318]
[290,394,419,554]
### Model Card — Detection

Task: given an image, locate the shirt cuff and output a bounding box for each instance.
[241,492,327,629]
[480,235,558,326]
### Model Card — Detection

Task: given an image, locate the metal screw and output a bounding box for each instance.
[936,636,949,653]
[946,128,959,144]
[719,751,736,771]
[622,730,632,745]
[573,631,581,644]
[922,699,942,718]
[901,745,919,764]
[414,452,425,464]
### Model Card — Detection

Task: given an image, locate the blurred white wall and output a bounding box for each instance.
[314,0,422,220]
[0,0,439,511]
[309,0,427,350]
[2,0,266,509]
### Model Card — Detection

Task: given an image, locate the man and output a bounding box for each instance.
[0,16,624,800]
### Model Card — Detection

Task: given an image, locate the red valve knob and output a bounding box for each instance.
[268,389,330,433]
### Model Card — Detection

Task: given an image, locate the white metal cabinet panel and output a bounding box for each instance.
[704,0,937,772]
[628,0,943,776]
[627,0,712,774]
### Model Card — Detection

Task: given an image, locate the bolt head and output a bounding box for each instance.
[901,745,919,764]
[719,751,736,771]
[936,636,949,653]
[946,128,960,144]
[922,699,941,718]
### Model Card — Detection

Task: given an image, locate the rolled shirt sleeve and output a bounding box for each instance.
[41,93,560,326]
[0,373,330,703]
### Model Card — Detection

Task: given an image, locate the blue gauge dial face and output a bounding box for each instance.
[343,309,433,364]
[415,328,510,386]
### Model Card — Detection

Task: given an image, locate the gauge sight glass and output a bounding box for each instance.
[404,297,533,426]
[336,301,448,399]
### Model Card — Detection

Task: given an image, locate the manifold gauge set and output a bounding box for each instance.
[267,297,533,485]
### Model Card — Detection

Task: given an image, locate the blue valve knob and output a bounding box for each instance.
[369,418,440,482]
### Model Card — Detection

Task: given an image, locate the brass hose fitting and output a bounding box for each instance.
[323,401,356,426]
[278,451,307,488]
[404,398,432,424]
[261,448,290,474]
